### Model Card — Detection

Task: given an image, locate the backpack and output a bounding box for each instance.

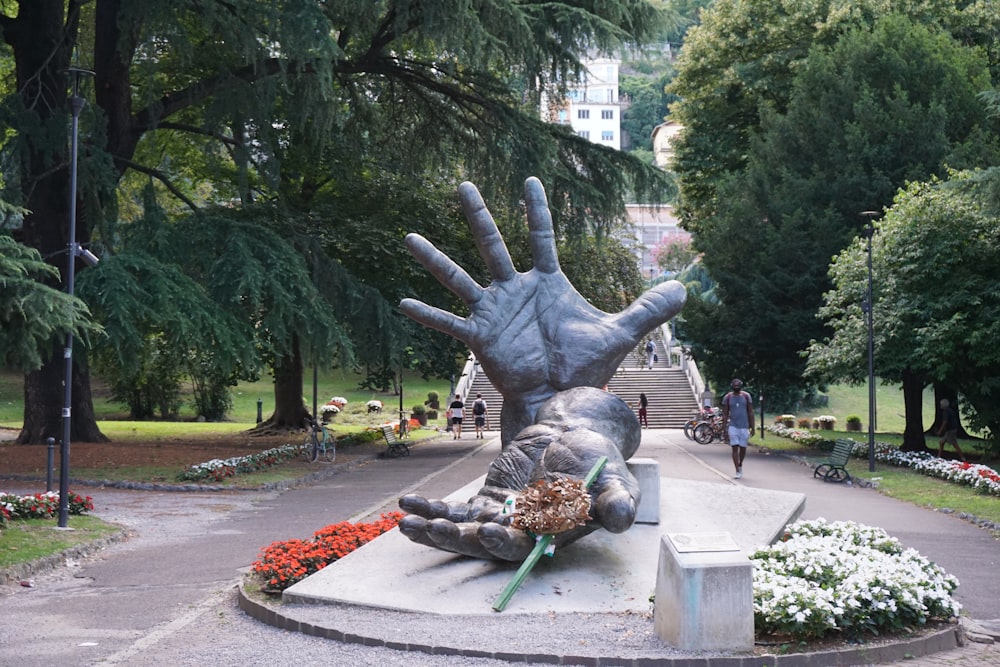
[645,341,654,353]
[473,399,486,415]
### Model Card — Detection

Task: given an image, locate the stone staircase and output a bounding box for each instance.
[467,339,699,430]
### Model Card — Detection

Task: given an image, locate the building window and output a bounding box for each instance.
[557,110,567,122]
[577,109,590,119]
[601,131,614,141]
[578,130,590,140]
[601,109,614,120]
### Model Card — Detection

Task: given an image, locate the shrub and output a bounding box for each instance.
[0,491,94,528]
[752,519,960,641]
[252,512,403,592]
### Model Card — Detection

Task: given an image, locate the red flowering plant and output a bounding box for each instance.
[0,491,94,528]
[251,511,403,593]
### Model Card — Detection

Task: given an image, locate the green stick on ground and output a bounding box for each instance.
[492,455,608,612]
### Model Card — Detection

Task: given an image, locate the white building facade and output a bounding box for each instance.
[544,56,622,150]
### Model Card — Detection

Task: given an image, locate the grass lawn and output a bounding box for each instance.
[754,428,1000,527]
[0,515,122,570]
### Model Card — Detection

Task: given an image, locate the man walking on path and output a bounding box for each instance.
[644,339,655,369]
[721,378,754,479]
[937,398,966,461]
[472,393,489,438]
[449,393,465,439]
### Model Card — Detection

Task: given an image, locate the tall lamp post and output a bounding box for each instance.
[59,63,96,528]
[860,211,879,473]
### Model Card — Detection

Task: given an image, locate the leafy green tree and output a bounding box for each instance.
[620,71,676,152]
[808,172,1000,449]
[1,1,674,442]
[671,4,1000,398]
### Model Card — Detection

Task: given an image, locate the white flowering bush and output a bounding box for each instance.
[765,423,827,447]
[177,444,303,482]
[752,519,960,640]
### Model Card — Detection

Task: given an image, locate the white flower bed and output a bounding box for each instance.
[752,519,960,640]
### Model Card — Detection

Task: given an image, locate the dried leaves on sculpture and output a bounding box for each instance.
[506,476,593,535]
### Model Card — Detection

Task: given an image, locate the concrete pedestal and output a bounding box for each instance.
[653,533,754,652]
[626,458,660,524]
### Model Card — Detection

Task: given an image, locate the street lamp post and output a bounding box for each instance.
[860,211,879,473]
[59,64,95,528]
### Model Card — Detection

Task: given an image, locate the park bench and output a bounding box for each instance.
[812,438,854,484]
[379,424,410,458]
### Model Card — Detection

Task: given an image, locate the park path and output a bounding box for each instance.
[1,429,999,666]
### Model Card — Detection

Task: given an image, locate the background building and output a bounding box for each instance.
[543,55,622,150]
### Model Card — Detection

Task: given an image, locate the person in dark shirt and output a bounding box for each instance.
[638,392,649,428]
[936,399,965,461]
[721,379,754,479]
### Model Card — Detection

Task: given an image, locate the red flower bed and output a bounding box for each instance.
[251,512,402,592]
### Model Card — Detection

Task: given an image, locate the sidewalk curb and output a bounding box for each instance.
[236,579,964,666]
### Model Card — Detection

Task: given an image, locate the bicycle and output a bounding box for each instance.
[693,414,726,444]
[683,407,718,440]
[304,420,336,463]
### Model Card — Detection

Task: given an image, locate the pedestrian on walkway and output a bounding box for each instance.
[721,379,754,479]
[638,392,649,428]
[937,399,966,461]
[449,394,465,439]
[644,340,655,369]
[472,393,489,439]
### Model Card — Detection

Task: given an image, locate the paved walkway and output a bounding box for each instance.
[1,429,999,666]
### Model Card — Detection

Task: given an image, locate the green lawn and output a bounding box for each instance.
[0,366,453,430]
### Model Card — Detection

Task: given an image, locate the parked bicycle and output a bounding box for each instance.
[304,419,336,463]
[683,407,718,441]
[693,412,727,445]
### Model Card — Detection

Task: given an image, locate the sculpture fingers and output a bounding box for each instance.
[477,522,537,561]
[399,298,471,341]
[591,482,639,534]
[614,280,687,343]
[426,518,497,560]
[399,493,477,523]
[458,181,517,283]
[404,233,482,305]
[523,177,559,274]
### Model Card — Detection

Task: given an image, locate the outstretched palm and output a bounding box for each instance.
[401,177,687,443]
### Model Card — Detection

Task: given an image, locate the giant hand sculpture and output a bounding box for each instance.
[398,177,686,561]
[400,177,687,445]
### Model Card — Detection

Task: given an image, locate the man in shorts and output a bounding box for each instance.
[721,378,754,479]
[449,393,465,440]
[471,393,489,439]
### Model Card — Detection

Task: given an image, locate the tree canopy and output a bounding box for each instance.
[669,0,1000,403]
[2,1,673,441]
[808,171,1000,445]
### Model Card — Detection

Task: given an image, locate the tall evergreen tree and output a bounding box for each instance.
[1,1,672,442]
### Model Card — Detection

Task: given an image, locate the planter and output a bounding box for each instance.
[846,421,862,432]
[414,413,428,426]
[820,422,834,430]
[426,410,438,420]
[781,419,794,428]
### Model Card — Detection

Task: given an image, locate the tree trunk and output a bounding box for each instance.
[899,370,927,452]
[267,335,311,428]
[7,2,105,444]
[17,343,107,444]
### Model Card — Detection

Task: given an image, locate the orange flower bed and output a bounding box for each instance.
[251,512,402,592]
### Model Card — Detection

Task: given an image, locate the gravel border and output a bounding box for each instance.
[237,579,963,666]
